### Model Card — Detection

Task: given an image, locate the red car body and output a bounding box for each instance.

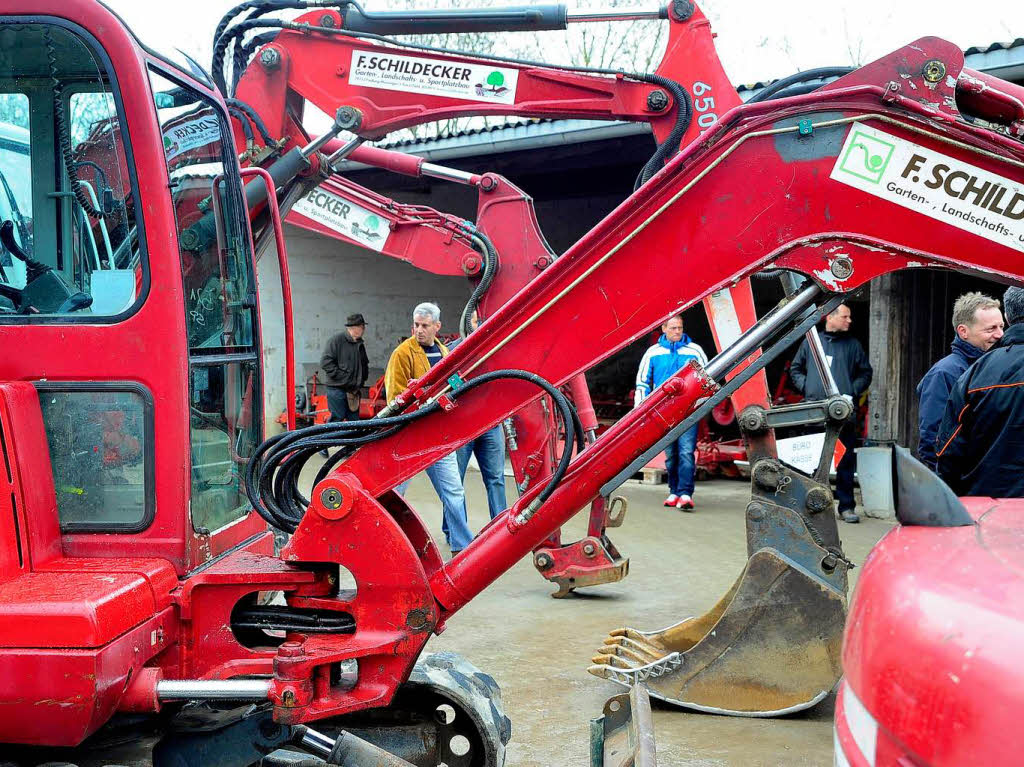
[836,497,1024,766]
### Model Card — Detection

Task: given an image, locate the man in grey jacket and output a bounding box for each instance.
[320,313,369,422]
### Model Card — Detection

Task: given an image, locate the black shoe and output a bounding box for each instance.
[839,508,860,523]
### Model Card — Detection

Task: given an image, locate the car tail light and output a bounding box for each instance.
[835,680,926,767]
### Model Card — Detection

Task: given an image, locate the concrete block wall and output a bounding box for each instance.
[258,225,471,433]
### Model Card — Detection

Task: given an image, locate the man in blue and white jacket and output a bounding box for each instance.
[635,314,708,510]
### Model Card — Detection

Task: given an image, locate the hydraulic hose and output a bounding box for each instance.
[634,72,692,189]
[245,369,581,533]
[227,98,276,145]
[460,228,498,338]
[745,66,854,104]
[43,28,104,219]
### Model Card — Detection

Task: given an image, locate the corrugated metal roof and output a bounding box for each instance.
[964,38,1024,55]
[358,40,1023,160]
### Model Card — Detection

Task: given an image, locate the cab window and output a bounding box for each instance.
[0,21,145,318]
[149,67,261,534]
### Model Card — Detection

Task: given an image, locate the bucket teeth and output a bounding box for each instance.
[588,651,684,685]
[597,634,665,665]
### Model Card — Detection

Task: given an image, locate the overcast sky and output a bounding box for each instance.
[106,0,1022,87]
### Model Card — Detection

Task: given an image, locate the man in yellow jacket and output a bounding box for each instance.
[386,303,474,554]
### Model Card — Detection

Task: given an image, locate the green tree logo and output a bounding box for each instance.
[486,71,505,91]
[365,215,380,231]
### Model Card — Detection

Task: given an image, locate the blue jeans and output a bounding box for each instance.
[664,425,698,497]
[396,453,474,552]
[456,425,507,520]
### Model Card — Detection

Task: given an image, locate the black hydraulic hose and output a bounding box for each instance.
[233,32,280,94]
[229,106,255,145]
[460,228,498,338]
[246,369,578,532]
[212,0,323,95]
[745,66,854,104]
[246,402,445,531]
[634,72,692,189]
[43,28,104,219]
[227,98,276,145]
[454,370,578,505]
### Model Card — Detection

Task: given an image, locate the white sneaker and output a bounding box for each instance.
[676,494,695,511]
[663,494,679,507]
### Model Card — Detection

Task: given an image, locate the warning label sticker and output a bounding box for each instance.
[292,186,391,252]
[349,50,519,105]
[163,114,221,161]
[830,122,1024,253]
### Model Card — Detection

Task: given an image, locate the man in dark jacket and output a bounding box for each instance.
[936,287,1024,497]
[917,292,1004,469]
[320,313,369,422]
[789,303,873,523]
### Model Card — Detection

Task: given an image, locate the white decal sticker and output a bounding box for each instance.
[707,289,744,347]
[831,122,1024,253]
[292,186,391,252]
[349,50,519,105]
[776,432,842,474]
[163,114,220,161]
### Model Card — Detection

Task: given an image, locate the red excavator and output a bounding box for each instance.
[2,1,1024,765]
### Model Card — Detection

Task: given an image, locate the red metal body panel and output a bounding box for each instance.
[0,609,177,746]
[839,499,1024,766]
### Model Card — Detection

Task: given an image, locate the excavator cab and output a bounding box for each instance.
[0,3,273,750]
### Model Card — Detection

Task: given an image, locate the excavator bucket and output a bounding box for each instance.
[589,457,849,716]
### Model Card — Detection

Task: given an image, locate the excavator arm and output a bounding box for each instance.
[224,0,772,417]
[169,37,1024,729]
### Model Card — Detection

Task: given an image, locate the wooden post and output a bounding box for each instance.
[867,273,912,445]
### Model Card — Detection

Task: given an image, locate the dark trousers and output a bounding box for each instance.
[835,421,860,512]
[326,386,360,422]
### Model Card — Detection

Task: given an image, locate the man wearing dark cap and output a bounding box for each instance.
[937,286,1024,498]
[320,313,369,423]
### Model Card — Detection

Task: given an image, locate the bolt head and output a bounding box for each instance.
[828,399,852,421]
[534,553,552,569]
[752,459,781,491]
[805,487,832,514]
[670,0,695,22]
[582,542,597,557]
[830,257,854,280]
[407,609,429,629]
[923,59,947,84]
[320,488,343,509]
[334,106,362,131]
[319,13,336,28]
[259,48,281,70]
[646,89,670,112]
[278,641,304,658]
